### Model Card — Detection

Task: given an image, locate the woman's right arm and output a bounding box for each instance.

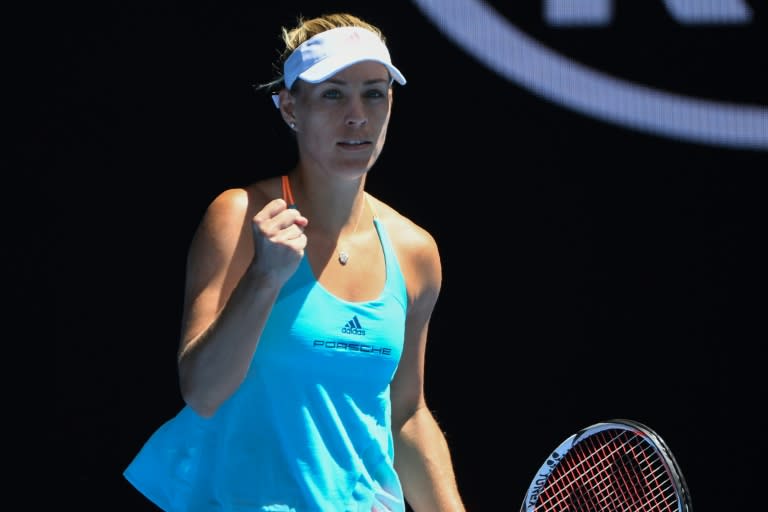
[177,188,307,417]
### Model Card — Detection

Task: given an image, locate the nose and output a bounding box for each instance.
[345,98,368,127]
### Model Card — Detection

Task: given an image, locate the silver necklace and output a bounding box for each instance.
[338,195,368,266]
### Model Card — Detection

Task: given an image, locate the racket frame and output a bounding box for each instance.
[520,418,693,512]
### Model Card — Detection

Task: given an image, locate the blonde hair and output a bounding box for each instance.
[257,13,387,93]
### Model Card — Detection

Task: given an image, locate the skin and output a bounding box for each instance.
[175,60,465,511]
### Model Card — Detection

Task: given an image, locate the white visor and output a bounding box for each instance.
[272,26,406,108]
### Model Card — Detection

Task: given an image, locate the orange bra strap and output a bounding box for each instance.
[281,175,295,207]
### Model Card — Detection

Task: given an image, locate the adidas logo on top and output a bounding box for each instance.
[341,315,366,336]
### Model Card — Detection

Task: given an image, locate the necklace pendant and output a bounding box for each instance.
[338,251,349,265]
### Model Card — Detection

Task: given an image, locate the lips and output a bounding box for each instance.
[338,140,371,148]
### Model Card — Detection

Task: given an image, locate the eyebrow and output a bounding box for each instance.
[324,77,391,86]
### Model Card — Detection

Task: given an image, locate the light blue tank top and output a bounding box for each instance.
[124,216,408,512]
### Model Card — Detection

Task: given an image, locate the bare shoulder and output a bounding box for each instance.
[185,176,285,288]
[367,194,441,301]
[368,195,438,255]
[190,177,284,254]
[206,177,281,219]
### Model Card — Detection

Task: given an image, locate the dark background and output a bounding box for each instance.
[46,1,767,510]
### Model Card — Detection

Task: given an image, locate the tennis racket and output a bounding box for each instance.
[520,419,692,512]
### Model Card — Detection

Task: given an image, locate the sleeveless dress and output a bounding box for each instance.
[124,182,408,512]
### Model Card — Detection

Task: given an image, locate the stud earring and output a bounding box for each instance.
[289,122,296,130]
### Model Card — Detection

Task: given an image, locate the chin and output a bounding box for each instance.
[334,157,378,175]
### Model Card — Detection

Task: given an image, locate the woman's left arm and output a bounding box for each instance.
[390,220,466,512]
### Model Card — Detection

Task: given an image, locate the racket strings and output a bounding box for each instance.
[565,437,672,512]
[534,429,679,511]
